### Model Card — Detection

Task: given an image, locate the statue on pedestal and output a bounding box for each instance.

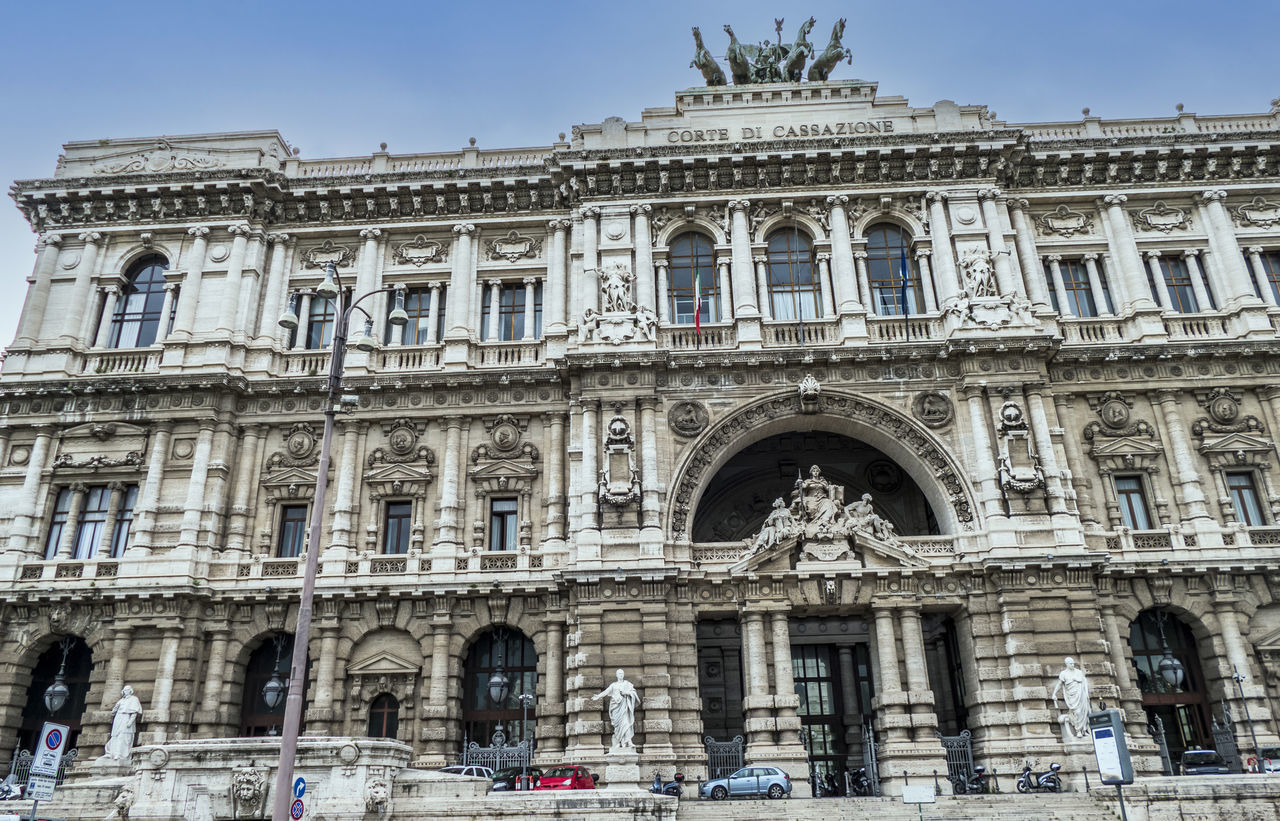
[1051,657,1091,739]
[104,685,142,761]
[591,669,640,750]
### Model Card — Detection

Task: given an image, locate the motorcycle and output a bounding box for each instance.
[848,767,873,797]
[951,764,989,795]
[0,774,23,800]
[649,771,684,797]
[1017,761,1062,793]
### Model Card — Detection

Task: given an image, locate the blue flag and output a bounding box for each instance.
[899,248,911,320]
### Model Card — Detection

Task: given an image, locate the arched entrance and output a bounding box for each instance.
[18,637,92,753]
[1129,609,1212,760]
[692,430,941,541]
[461,629,537,749]
[238,633,295,737]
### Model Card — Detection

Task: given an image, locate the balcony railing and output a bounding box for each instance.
[1163,313,1230,340]
[658,323,735,351]
[475,340,544,367]
[1060,317,1126,344]
[376,345,441,372]
[866,315,944,343]
[762,320,837,346]
[79,348,161,375]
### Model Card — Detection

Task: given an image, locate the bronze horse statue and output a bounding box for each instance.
[690,27,726,86]
[782,16,816,82]
[723,24,758,85]
[807,17,852,82]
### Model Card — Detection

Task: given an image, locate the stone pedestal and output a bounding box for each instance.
[601,748,644,791]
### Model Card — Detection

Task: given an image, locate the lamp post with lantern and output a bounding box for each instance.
[270,262,407,820]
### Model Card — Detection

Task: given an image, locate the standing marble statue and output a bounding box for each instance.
[1051,657,1091,739]
[104,685,143,760]
[591,669,640,749]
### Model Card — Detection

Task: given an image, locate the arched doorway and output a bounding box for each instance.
[238,633,297,737]
[461,629,536,749]
[1129,609,1212,760]
[692,430,941,542]
[18,637,92,753]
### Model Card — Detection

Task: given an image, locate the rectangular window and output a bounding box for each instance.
[481,282,543,341]
[277,504,309,558]
[1060,260,1098,317]
[306,295,338,350]
[383,501,412,554]
[1158,258,1199,313]
[73,486,111,559]
[1258,250,1280,303]
[392,286,447,345]
[44,488,73,560]
[488,498,519,551]
[1226,471,1266,526]
[110,485,139,558]
[1115,475,1153,530]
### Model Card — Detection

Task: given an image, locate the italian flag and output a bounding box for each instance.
[693,264,703,343]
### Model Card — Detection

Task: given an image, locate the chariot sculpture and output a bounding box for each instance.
[691,17,851,87]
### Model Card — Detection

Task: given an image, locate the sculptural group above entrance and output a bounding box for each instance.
[690,17,851,87]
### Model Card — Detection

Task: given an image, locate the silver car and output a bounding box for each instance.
[699,766,792,800]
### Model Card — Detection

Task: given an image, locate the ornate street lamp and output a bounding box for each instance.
[261,634,289,731]
[270,262,407,820]
[518,692,535,788]
[1154,611,1185,690]
[1231,666,1262,772]
[43,637,74,714]
[488,667,511,707]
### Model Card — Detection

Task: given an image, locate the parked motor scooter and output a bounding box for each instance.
[0,774,23,800]
[1016,761,1062,793]
[848,767,873,797]
[649,771,684,797]
[951,765,990,795]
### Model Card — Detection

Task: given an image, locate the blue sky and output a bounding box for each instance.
[2,0,1276,346]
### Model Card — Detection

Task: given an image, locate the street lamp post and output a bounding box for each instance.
[518,692,535,789]
[271,263,405,820]
[1231,665,1262,772]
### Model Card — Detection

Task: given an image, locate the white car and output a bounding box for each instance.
[438,765,494,779]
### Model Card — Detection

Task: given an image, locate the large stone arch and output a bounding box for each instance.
[668,390,977,540]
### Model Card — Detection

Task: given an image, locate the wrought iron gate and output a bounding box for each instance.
[862,721,881,797]
[1212,705,1242,773]
[1148,715,1173,775]
[7,747,79,786]
[461,727,529,772]
[704,735,744,779]
[938,730,974,790]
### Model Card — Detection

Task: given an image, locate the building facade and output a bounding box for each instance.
[3,62,1280,797]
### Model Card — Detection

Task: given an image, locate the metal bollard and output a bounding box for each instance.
[991,767,1000,794]
[933,769,940,793]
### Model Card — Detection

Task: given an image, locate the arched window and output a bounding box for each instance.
[109,255,169,348]
[239,634,297,737]
[306,296,338,350]
[865,224,923,316]
[461,629,537,749]
[1129,610,1211,762]
[17,637,93,754]
[668,233,720,324]
[368,693,399,739]
[766,230,820,320]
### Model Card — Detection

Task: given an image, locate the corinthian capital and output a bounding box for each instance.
[360,227,383,241]
[453,223,475,236]
[228,222,253,238]
[581,206,601,220]
[1144,249,1161,260]
[78,231,102,244]
[40,233,64,248]
[188,226,211,239]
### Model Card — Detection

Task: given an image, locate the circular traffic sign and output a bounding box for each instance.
[44,729,62,749]
[293,776,306,799]
[290,798,304,819]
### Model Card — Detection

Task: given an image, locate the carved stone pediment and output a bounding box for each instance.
[1087,436,1164,473]
[347,649,421,677]
[468,458,540,493]
[364,462,434,500]
[91,139,226,175]
[1196,431,1274,469]
[53,422,150,472]
[260,464,321,501]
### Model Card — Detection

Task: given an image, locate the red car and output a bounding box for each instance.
[534,765,597,790]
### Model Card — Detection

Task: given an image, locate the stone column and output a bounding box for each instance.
[421,619,453,761]
[355,227,382,297]
[769,611,801,746]
[542,618,566,754]
[977,189,1021,296]
[14,233,63,345]
[100,625,134,709]
[545,220,569,333]
[256,233,291,339]
[826,195,862,311]
[815,253,836,317]
[485,279,502,341]
[198,626,230,731]
[1083,254,1112,315]
[311,626,341,730]
[225,425,264,555]
[580,400,599,520]
[872,607,908,744]
[1046,255,1071,315]
[1246,246,1278,306]
[1101,195,1158,312]
[1211,598,1277,748]
[545,414,566,543]
[93,286,121,348]
[837,646,863,757]
[1181,249,1212,312]
[156,283,177,341]
[632,205,655,312]
[149,628,182,742]
[854,252,872,310]
[742,612,770,697]
[521,277,538,339]
[55,485,88,559]
[444,225,474,340]
[291,293,311,350]
[95,483,126,558]
[752,256,771,320]
[215,223,252,332]
[655,259,670,322]
[128,422,173,554]
[436,417,463,547]
[897,607,938,741]
[728,200,759,316]
[1153,390,1211,521]
[926,192,959,304]
[1099,604,1142,722]
[178,423,216,548]
[171,227,210,337]
[718,257,735,321]
[915,250,938,312]
[1008,197,1053,309]
[1026,388,1070,515]
[418,282,440,345]
[1145,252,1173,311]
[60,232,102,343]
[638,398,661,531]
[1201,190,1261,309]
[8,426,53,555]
[581,207,600,315]
[963,387,1003,519]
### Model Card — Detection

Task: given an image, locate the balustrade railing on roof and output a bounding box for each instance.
[295,158,375,178]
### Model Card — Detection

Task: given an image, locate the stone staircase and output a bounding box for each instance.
[675,793,1120,821]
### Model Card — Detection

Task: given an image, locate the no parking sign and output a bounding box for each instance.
[290,798,305,819]
[31,722,69,776]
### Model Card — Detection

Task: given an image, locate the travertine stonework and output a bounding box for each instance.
[3,74,1280,803]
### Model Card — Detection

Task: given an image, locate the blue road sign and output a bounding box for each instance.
[293,776,306,799]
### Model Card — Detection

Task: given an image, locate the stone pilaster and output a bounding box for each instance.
[13,233,62,345]
[170,227,209,339]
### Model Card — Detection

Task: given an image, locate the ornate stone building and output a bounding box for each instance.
[3,43,1280,801]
